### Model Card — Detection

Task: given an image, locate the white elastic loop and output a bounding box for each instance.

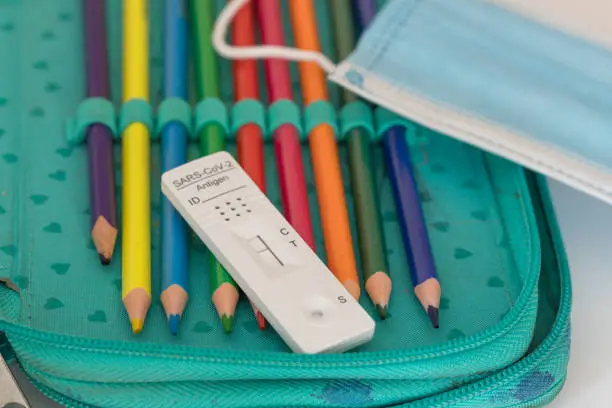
[212,0,337,74]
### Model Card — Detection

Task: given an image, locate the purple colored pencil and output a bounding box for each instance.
[84,0,118,265]
[353,0,377,31]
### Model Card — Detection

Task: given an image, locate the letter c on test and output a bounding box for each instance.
[280,228,289,236]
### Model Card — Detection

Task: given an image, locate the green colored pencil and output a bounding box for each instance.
[191,0,238,333]
[329,0,391,318]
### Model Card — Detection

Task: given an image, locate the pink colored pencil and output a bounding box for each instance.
[256,0,315,249]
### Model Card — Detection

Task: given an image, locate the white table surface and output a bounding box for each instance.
[545,180,612,408]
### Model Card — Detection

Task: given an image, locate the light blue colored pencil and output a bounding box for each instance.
[160,0,189,336]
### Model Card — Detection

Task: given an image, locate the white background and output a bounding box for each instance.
[545,181,610,407]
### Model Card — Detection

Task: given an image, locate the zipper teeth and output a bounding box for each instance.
[422,292,570,407]
[2,168,540,368]
[26,303,569,408]
[27,313,569,408]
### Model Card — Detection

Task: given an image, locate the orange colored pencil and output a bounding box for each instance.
[287,0,360,300]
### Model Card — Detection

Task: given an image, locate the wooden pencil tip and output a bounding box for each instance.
[375,304,388,320]
[168,314,180,336]
[221,314,234,334]
[92,216,118,263]
[123,288,151,336]
[212,283,239,332]
[343,280,361,301]
[99,253,111,266]
[365,271,392,316]
[427,306,439,329]
[256,311,266,330]
[131,319,144,334]
[160,284,189,327]
[414,277,442,328]
[249,300,266,330]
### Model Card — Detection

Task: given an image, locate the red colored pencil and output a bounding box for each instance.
[231,0,266,330]
[256,0,315,250]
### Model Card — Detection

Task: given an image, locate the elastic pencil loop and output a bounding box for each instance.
[194,98,230,141]
[65,97,117,145]
[156,97,194,137]
[304,100,340,139]
[374,107,428,146]
[231,99,268,140]
[268,100,304,141]
[340,101,376,142]
[118,99,155,140]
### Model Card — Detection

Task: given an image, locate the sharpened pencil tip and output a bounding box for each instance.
[256,311,266,330]
[221,315,234,334]
[427,306,439,329]
[375,304,388,320]
[168,314,180,336]
[131,319,144,334]
[99,253,111,265]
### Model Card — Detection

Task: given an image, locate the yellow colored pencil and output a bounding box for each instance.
[122,0,151,335]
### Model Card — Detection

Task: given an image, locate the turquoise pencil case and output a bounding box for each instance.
[0,0,571,407]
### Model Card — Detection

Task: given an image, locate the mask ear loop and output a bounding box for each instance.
[212,0,337,74]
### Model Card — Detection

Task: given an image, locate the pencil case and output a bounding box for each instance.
[0,0,571,407]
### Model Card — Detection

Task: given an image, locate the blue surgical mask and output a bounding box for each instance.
[214,0,612,204]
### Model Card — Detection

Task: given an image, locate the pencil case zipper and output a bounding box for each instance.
[13,296,568,408]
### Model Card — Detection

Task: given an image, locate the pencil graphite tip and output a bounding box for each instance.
[375,304,388,320]
[168,314,180,336]
[221,315,234,334]
[427,306,439,329]
[99,253,111,266]
[131,319,144,335]
[256,311,266,330]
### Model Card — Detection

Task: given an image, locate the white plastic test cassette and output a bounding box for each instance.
[161,151,375,354]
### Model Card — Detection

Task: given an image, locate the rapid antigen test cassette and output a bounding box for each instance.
[161,151,375,354]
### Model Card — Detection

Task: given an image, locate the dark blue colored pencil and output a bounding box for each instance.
[383,125,441,328]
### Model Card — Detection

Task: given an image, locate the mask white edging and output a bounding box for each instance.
[212,0,337,74]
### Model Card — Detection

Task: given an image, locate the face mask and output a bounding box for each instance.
[213,0,612,205]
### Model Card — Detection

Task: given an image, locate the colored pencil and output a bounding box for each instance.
[256,0,315,250]
[83,0,118,266]
[191,0,239,334]
[230,0,266,330]
[355,0,441,328]
[160,0,189,336]
[329,0,391,318]
[383,126,441,328]
[353,0,377,33]
[287,0,361,300]
[122,0,151,335]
